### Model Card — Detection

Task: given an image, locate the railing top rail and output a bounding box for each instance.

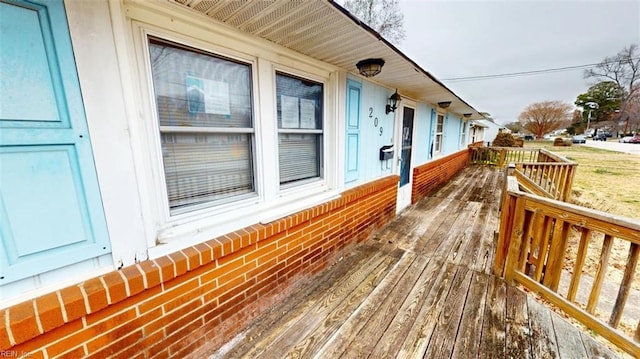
[516,162,578,167]
[485,146,539,152]
[506,178,640,240]
[539,148,576,164]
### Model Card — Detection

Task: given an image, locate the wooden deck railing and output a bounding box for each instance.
[470,147,576,202]
[494,173,640,357]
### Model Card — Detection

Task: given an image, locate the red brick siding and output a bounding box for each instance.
[411,149,470,204]
[1,175,399,359]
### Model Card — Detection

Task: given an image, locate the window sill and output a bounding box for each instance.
[148,183,339,259]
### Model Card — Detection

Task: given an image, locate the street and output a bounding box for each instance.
[580,139,640,156]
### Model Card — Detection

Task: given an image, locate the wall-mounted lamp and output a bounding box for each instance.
[356,58,385,78]
[386,89,401,114]
[463,113,472,118]
[438,101,452,109]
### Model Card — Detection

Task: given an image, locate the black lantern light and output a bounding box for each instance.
[386,89,401,114]
[438,101,452,109]
[356,58,385,78]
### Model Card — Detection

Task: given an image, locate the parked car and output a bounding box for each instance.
[628,136,640,144]
[572,135,586,144]
[593,133,607,141]
[620,136,634,143]
[524,135,534,141]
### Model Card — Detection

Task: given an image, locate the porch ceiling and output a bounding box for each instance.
[168,0,486,120]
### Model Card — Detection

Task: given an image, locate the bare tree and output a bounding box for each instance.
[518,101,573,139]
[584,44,640,134]
[342,0,406,44]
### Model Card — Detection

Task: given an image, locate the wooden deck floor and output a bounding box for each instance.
[209,166,620,359]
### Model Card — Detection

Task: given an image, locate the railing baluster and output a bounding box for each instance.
[558,165,568,200]
[542,219,571,291]
[533,216,553,283]
[544,165,550,193]
[519,210,536,273]
[551,165,560,199]
[505,197,527,285]
[567,228,591,302]
[587,234,613,314]
[609,243,639,328]
[526,210,546,277]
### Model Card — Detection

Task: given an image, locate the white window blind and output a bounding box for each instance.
[149,38,255,213]
[460,121,467,147]
[435,113,444,153]
[275,73,323,186]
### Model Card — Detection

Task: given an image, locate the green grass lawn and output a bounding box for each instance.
[525,140,640,220]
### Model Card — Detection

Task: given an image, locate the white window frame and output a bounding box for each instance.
[434,112,445,154]
[147,37,259,216]
[460,120,467,148]
[274,70,325,190]
[128,16,339,257]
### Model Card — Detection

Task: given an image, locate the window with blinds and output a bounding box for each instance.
[460,121,467,147]
[275,73,323,186]
[148,38,255,213]
[435,113,444,153]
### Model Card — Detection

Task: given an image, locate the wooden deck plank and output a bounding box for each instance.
[527,295,561,359]
[394,262,462,358]
[478,275,507,357]
[257,252,401,358]
[295,252,425,358]
[206,166,621,359]
[580,331,620,359]
[328,253,429,357]
[309,252,425,358]
[505,285,532,358]
[422,266,474,358]
[211,244,385,358]
[391,196,450,250]
[364,253,456,358]
[451,271,490,359]
[223,247,393,358]
[550,308,589,359]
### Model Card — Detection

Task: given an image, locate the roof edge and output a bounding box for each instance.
[326,0,486,118]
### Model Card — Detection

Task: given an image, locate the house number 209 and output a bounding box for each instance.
[369,107,383,136]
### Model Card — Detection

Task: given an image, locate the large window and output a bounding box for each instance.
[460,121,467,147]
[434,113,445,154]
[276,72,324,186]
[148,38,255,214]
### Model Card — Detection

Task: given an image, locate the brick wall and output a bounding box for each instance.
[411,149,470,204]
[0,175,399,359]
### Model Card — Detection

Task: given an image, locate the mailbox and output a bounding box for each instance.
[379,145,394,161]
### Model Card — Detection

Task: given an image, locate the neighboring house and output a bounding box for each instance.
[469,120,488,145]
[473,118,506,145]
[0,0,484,356]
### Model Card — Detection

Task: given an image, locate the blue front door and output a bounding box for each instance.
[0,0,111,284]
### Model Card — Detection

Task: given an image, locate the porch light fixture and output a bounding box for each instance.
[356,58,385,78]
[386,89,401,114]
[438,101,452,109]
[463,113,472,118]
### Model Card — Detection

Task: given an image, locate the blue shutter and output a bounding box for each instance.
[345,80,361,183]
[0,0,111,284]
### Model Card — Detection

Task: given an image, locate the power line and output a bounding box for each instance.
[441,57,640,82]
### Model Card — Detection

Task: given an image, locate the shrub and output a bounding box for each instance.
[492,132,518,147]
[553,137,571,146]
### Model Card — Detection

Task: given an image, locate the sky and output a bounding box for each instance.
[396,0,640,124]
